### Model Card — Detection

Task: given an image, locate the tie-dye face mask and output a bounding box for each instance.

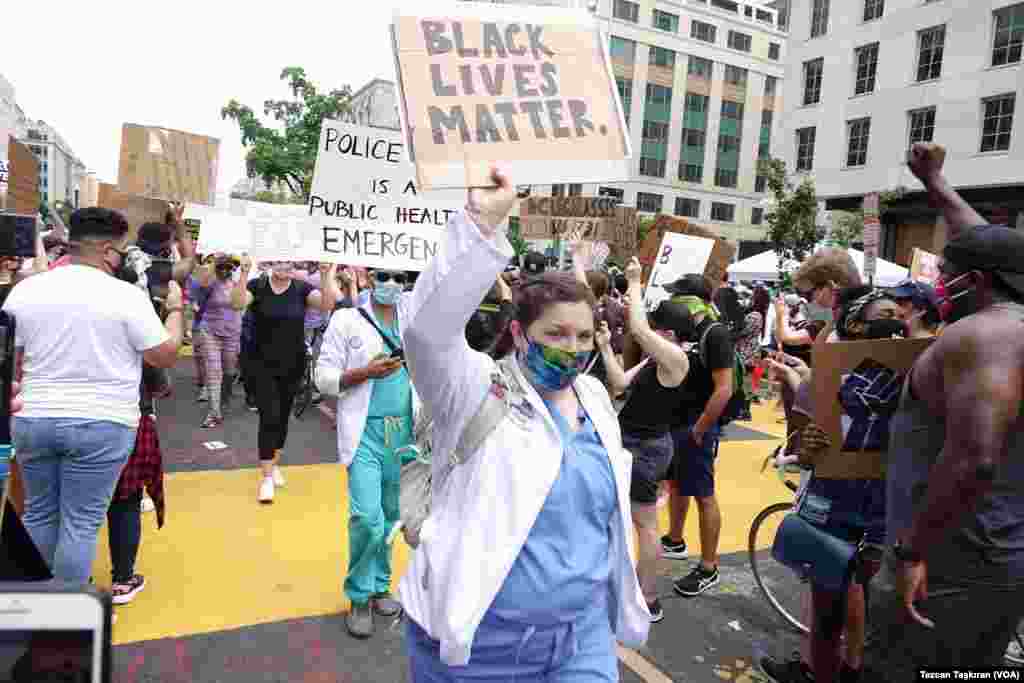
[518,336,592,393]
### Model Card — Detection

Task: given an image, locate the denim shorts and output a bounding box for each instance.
[670,425,721,498]
[622,433,673,504]
[797,477,886,546]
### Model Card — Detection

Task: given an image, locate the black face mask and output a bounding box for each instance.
[109,248,137,284]
[863,319,908,339]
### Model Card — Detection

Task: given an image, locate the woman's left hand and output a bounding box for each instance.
[467,167,516,238]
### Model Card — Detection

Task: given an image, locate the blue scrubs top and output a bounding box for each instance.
[487,396,618,626]
[367,312,411,419]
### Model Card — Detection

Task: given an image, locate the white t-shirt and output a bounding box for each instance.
[3,265,170,428]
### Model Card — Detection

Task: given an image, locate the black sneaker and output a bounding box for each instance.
[660,535,688,560]
[673,564,720,597]
[759,653,814,683]
[647,599,664,623]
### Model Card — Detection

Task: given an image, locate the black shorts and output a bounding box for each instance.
[623,433,673,504]
[670,424,721,498]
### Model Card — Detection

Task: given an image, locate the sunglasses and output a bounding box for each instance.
[374,271,408,285]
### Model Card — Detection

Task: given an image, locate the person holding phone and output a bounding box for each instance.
[316,268,415,639]
[231,259,338,504]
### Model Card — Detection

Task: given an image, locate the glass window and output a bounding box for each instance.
[917,26,945,82]
[728,30,752,52]
[847,117,871,167]
[981,94,1015,152]
[691,20,717,43]
[811,0,830,37]
[613,0,639,22]
[639,158,667,177]
[908,107,936,149]
[645,83,672,105]
[680,163,704,182]
[686,92,709,113]
[755,174,768,193]
[724,65,748,87]
[769,43,781,60]
[751,207,765,225]
[653,9,679,32]
[721,100,745,120]
[765,75,778,97]
[803,58,824,105]
[854,43,879,96]
[993,3,1024,66]
[688,55,714,79]
[637,192,664,213]
[616,77,633,124]
[610,36,637,62]
[675,197,700,218]
[796,127,816,171]
[552,184,566,197]
[568,184,583,196]
[711,202,735,222]
[599,186,625,202]
[757,9,774,24]
[711,0,739,12]
[642,120,670,142]
[685,129,707,147]
[715,167,738,188]
[863,0,884,22]
[649,46,676,68]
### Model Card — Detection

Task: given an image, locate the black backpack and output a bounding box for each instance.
[698,322,747,426]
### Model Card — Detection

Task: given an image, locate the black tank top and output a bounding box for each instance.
[618,362,689,439]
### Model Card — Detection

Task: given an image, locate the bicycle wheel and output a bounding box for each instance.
[749,502,811,635]
[1006,621,1024,665]
[293,359,314,419]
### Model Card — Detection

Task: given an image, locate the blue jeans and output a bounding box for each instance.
[13,418,136,584]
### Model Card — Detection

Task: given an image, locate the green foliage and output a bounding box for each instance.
[222,67,352,201]
[758,158,822,279]
[507,217,529,258]
[830,210,864,247]
[637,215,657,248]
[252,189,304,205]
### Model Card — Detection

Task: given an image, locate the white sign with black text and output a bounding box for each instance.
[644,232,715,309]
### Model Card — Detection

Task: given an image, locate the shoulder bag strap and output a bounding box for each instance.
[357,307,400,354]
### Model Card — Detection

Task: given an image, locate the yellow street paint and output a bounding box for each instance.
[617,646,675,683]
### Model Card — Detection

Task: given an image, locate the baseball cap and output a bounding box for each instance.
[522,250,547,276]
[648,300,693,338]
[943,224,1024,299]
[887,279,940,315]
[663,274,712,301]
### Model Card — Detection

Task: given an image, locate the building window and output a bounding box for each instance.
[846,118,871,167]
[642,120,670,142]
[568,184,583,196]
[599,186,625,202]
[613,0,639,23]
[728,30,752,52]
[863,0,884,22]
[610,36,636,62]
[751,207,765,225]
[616,77,633,124]
[680,164,704,182]
[803,58,824,105]
[552,184,566,197]
[811,0,830,38]
[637,192,664,213]
[714,167,738,188]
[769,42,781,60]
[645,83,672,106]
[757,9,774,24]
[796,127,817,172]
[691,20,717,43]
[854,43,879,96]
[981,94,1015,152]
[688,56,713,79]
[680,93,708,184]
[639,158,667,177]
[765,75,777,97]
[711,202,736,222]
[711,0,738,11]
[724,65,748,87]
[917,26,945,82]
[908,107,937,149]
[675,197,700,218]
[759,109,773,159]
[755,174,768,193]
[993,4,1024,66]
[653,9,679,32]
[649,46,676,68]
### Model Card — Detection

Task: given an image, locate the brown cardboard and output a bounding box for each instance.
[7,138,39,215]
[638,214,735,289]
[518,197,637,250]
[98,183,168,241]
[910,247,940,285]
[117,124,220,205]
[811,332,934,479]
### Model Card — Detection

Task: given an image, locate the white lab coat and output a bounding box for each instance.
[398,211,650,666]
[316,296,421,466]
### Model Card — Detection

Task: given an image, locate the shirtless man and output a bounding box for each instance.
[863,144,1024,679]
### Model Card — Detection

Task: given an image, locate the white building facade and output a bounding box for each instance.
[342,79,401,132]
[21,121,87,208]
[780,0,1024,265]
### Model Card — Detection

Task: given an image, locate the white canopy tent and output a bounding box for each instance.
[727,248,909,287]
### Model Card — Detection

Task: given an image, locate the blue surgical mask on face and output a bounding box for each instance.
[805,301,834,322]
[518,335,591,393]
[372,282,403,306]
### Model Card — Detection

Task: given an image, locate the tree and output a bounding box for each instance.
[759,158,822,280]
[222,67,352,201]
[506,217,529,259]
[826,187,908,248]
[252,189,304,205]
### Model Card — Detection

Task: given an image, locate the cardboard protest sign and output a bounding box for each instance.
[6,138,40,216]
[811,333,934,479]
[391,3,631,189]
[117,124,220,205]
[518,196,637,251]
[638,215,735,290]
[910,247,940,285]
[644,232,716,308]
[98,183,167,241]
[308,120,462,271]
[862,192,880,284]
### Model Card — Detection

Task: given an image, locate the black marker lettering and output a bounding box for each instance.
[475,105,502,143]
[539,62,559,97]
[422,21,451,56]
[521,101,547,138]
[482,23,508,58]
[568,100,594,137]
[428,105,471,145]
[431,64,456,97]
[526,24,555,59]
[453,22,478,57]
[493,102,521,141]
[513,64,537,98]
[505,24,525,56]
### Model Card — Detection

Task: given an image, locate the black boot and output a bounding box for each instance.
[222,374,236,408]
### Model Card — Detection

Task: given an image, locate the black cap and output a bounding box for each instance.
[887,279,940,314]
[943,224,1024,299]
[649,300,693,338]
[522,250,547,276]
[663,273,711,301]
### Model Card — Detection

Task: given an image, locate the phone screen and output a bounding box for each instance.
[0,215,37,259]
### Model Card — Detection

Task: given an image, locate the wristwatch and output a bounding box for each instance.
[892,541,923,564]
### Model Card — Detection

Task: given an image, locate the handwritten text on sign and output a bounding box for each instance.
[308,120,462,271]
[392,4,631,189]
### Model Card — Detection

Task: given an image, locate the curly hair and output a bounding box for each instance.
[792,248,862,292]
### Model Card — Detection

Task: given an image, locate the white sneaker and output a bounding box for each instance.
[272,466,286,488]
[140,497,155,513]
[258,477,275,504]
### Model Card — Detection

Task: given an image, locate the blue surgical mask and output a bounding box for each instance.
[518,336,591,393]
[805,301,834,322]
[372,282,403,306]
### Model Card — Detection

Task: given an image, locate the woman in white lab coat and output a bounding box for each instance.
[399,170,649,680]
